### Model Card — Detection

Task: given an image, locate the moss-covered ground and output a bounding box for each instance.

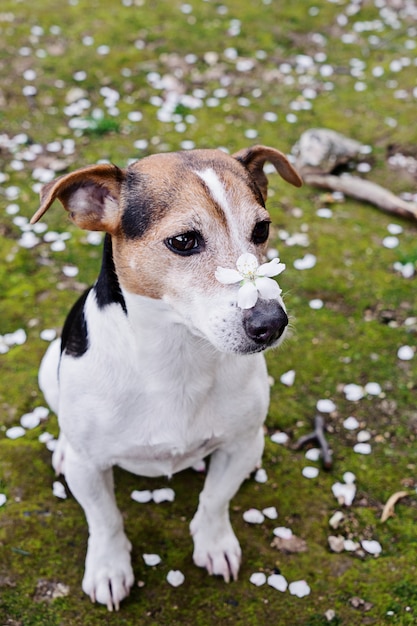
[1,0,417,624]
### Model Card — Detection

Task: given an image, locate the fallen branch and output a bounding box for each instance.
[294,415,332,469]
[380,490,410,523]
[304,173,417,221]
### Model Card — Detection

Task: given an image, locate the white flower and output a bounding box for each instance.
[215,252,285,309]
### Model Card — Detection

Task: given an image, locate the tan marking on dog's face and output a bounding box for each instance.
[112,150,271,303]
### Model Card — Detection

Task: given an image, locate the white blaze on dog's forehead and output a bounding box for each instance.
[195,167,242,246]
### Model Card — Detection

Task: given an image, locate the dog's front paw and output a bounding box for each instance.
[190,511,241,583]
[82,533,134,611]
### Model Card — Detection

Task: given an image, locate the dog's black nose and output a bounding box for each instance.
[243,300,288,345]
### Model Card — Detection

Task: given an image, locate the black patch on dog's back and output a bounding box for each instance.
[61,288,91,357]
[94,234,127,313]
[60,236,126,358]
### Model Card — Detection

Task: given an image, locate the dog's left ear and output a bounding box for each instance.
[30,164,125,233]
[233,145,302,202]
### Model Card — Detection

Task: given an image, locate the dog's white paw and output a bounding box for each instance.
[82,533,134,611]
[190,511,242,582]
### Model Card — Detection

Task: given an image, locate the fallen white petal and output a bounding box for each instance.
[250,572,266,586]
[332,482,356,506]
[361,539,382,555]
[342,471,356,484]
[0,494,6,507]
[254,468,268,483]
[39,432,54,444]
[243,508,265,524]
[280,370,295,386]
[40,328,57,341]
[131,489,153,503]
[387,223,403,235]
[343,416,359,430]
[382,236,399,248]
[34,406,49,419]
[214,267,242,284]
[167,570,185,587]
[305,448,321,462]
[397,345,414,361]
[270,432,289,444]
[357,430,371,443]
[237,281,258,309]
[365,382,382,396]
[354,443,372,455]
[152,488,175,503]
[6,426,26,439]
[343,383,365,401]
[344,539,360,552]
[316,399,336,413]
[309,298,323,310]
[262,506,278,520]
[329,511,344,529]
[289,580,311,598]
[255,276,282,300]
[273,526,293,539]
[52,481,67,499]
[143,553,161,566]
[293,253,317,270]
[267,574,288,592]
[302,466,319,479]
[191,459,206,472]
[20,412,40,429]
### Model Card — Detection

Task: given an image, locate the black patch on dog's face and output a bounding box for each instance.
[95,234,127,313]
[61,288,91,358]
[121,170,170,239]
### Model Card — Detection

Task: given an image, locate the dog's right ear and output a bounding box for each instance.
[30,164,126,234]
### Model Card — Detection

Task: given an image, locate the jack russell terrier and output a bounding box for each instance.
[31,145,302,610]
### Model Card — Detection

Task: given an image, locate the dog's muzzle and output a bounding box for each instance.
[242,299,288,347]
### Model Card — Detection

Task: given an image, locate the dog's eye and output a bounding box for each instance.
[251,220,270,244]
[165,231,204,256]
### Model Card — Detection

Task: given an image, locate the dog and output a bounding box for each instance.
[31,145,302,610]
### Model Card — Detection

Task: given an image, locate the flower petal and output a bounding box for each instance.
[258,258,286,277]
[215,267,242,284]
[237,282,258,309]
[255,276,282,300]
[236,253,259,276]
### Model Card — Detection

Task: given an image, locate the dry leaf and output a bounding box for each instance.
[380,490,410,522]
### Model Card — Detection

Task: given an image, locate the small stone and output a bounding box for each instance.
[166,570,185,587]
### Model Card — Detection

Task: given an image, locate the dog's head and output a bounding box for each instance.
[32,146,302,354]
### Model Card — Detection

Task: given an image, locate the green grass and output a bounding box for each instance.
[1,0,417,624]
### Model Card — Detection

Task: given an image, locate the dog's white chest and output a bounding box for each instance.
[55,294,269,478]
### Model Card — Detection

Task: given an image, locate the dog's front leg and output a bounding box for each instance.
[64,444,134,611]
[190,426,264,582]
